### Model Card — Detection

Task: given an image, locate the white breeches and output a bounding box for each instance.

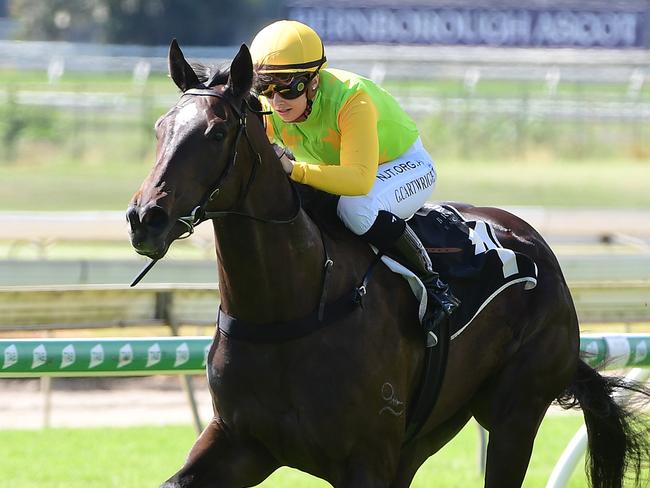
[337,137,436,235]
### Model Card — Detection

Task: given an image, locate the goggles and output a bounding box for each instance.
[256,73,315,100]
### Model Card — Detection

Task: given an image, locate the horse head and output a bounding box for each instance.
[127,40,265,259]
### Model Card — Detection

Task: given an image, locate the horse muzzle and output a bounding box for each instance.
[126,203,173,259]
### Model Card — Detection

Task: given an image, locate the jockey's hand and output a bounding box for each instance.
[273,144,295,175]
[279,153,294,175]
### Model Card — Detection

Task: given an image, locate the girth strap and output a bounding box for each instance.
[217,251,385,344]
[217,289,361,343]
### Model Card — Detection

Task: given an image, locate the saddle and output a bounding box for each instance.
[407,203,538,339]
[297,185,538,338]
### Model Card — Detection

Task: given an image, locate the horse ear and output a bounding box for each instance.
[228,44,253,98]
[168,38,201,92]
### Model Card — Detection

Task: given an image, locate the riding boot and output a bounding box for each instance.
[361,211,460,347]
[390,224,461,347]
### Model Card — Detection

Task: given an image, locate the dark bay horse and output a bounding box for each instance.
[127,40,650,488]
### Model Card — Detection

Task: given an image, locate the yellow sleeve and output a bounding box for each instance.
[289,91,379,196]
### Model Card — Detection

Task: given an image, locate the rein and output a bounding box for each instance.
[131,86,301,287]
[176,87,302,238]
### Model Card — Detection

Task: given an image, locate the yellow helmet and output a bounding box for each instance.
[250,20,327,74]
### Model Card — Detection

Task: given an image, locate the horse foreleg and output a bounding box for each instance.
[160,417,277,488]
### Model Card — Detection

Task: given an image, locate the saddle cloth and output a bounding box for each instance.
[380,203,538,340]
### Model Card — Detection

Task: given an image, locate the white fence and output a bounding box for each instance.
[0,281,648,335]
[2,40,650,82]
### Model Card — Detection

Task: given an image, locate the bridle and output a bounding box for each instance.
[176,87,302,239]
[130,85,303,287]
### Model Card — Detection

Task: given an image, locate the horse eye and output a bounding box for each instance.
[205,125,226,141]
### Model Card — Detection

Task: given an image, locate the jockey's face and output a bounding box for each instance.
[257,72,319,123]
[268,91,308,123]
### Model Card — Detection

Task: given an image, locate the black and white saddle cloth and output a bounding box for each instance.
[381,203,538,340]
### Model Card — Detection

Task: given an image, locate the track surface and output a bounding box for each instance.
[1,376,213,429]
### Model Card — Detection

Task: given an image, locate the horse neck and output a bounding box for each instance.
[212,118,325,324]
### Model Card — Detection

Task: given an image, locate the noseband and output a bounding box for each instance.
[176,87,302,239]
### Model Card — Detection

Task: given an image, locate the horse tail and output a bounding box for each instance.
[555,359,650,488]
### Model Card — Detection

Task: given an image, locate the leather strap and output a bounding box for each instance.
[217,290,360,344]
[403,314,451,444]
[217,252,384,344]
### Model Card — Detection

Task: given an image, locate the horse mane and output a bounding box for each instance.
[296,185,354,242]
[191,62,264,113]
[191,62,230,87]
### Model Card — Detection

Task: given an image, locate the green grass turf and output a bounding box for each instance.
[1,69,174,93]
[0,414,605,488]
[1,158,649,211]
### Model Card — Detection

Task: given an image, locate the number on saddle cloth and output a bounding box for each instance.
[408,203,538,337]
[409,204,495,279]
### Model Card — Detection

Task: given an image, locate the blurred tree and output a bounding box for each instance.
[9,0,285,45]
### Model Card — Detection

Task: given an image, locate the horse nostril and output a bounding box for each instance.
[141,205,170,232]
[126,205,140,227]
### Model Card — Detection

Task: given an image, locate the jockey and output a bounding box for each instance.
[250,20,459,341]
